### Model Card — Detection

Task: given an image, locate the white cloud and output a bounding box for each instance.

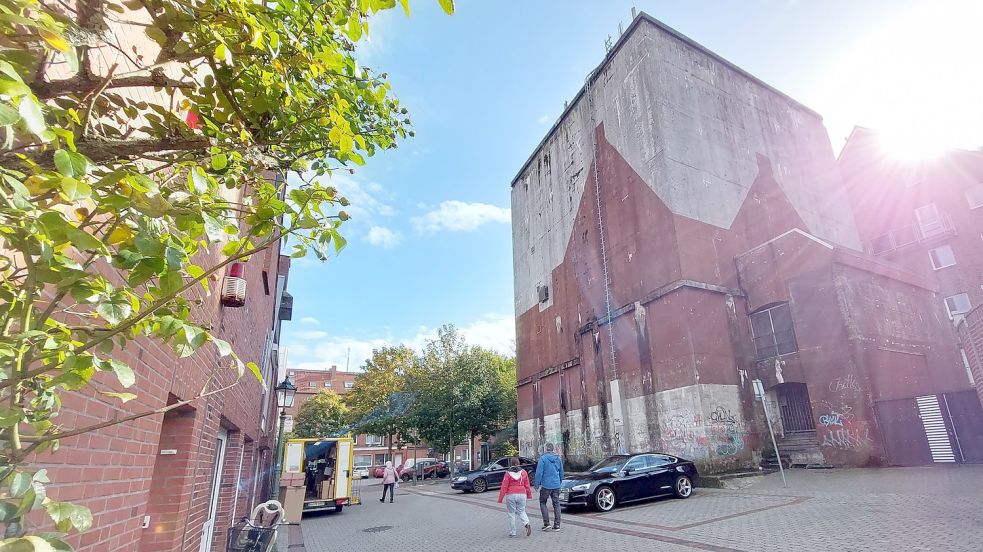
[293,330,329,340]
[366,226,403,249]
[411,201,511,234]
[300,317,320,325]
[282,315,516,373]
[537,114,550,124]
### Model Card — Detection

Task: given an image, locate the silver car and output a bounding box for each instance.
[353,466,370,479]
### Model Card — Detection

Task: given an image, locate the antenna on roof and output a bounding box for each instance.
[631,6,637,19]
[604,34,613,52]
[618,22,624,36]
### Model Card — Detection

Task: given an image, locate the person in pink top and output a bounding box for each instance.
[497,457,533,537]
[380,461,398,503]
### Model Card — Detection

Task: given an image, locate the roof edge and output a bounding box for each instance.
[510,11,824,188]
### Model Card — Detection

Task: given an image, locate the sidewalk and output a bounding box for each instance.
[295,466,983,551]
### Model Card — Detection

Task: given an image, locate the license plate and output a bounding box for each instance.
[307,501,324,508]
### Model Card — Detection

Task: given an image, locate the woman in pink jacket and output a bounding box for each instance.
[380,461,398,503]
[497,458,532,537]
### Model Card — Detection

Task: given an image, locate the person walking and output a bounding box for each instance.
[534,442,564,531]
[497,458,532,538]
[380,461,398,503]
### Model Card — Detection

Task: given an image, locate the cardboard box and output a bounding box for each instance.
[278,486,306,524]
[320,479,335,500]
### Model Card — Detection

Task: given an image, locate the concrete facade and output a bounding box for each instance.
[511,14,975,473]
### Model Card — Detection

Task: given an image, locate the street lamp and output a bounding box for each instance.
[271,376,297,498]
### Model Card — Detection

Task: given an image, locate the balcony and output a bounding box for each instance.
[866,212,957,256]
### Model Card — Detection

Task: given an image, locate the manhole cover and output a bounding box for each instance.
[363,526,393,533]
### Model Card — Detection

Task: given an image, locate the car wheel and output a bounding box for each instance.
[594,486,616,512]
[334,504,344,513]
[472,477,487,493]
[673,475,693,499]
[401,473,412,482]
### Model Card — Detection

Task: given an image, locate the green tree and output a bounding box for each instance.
[292,390,348,439]
[407,325,468,455]
[0,0,454,548]
[346,345,415,461]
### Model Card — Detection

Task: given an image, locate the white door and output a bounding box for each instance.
[334,440,352,499]
[200,428,228,552]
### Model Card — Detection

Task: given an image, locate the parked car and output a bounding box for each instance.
[372,458,436,479]
[451,456,537,493]
[559,453,699,512]
[353,466,370,479]
[402,460,450,480]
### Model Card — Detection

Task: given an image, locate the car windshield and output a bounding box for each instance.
[588,455,630,474]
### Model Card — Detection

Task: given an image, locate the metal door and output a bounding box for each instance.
[777,383,816,432]
[874,398,932,466]
[942,391,983,463]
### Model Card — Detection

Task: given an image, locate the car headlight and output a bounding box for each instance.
[454,476,467,482]
[571,483,590,491]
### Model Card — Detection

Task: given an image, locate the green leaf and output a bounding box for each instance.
[189,167,208,194]
[66,226,104,252]
[0,103,17,125]
[53,150,71,176]
[210,153,228,170]
[96,295,132,325]
[0,407,23,428]
[438,0,454,15]
[0,535,57,552]
[159,271,183,295]
[215,43,232,64]
[398,0,410,16]
[18,98,47,138]
[145,27,167,46]
[246,361,263,383]
[347,17,362,41]
[213,338,232,357]
[9,473,31,498]
[0,502,18,523]
[59,177,91,200]
[202,214,226,242]
[100,391,137,403]
[107,359,135,388]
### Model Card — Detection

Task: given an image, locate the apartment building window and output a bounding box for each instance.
[308,381,316,388]
[355,454,372,466]
[928,245,956,270]
[344,381,354,389]
[324,382,332,387]
[944,293,972,320]
[750,303,797,359]
[374,454,386,465]
[288,371,295,377]
[915,203,945,238]
[966,184,983,209]
[366,435,383,446]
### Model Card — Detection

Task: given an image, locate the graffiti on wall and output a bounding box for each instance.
[828,375,862,394]
[818,403,871,450]
[658,405,747,460]
[708,406,744,457]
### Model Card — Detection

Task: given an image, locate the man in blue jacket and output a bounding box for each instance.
[534,442,564,531]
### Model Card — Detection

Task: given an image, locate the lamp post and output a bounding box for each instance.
[271,376,296,498]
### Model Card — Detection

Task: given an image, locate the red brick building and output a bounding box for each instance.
[282,366,357,431]
[511,13,982,473]
[32,246,291,552]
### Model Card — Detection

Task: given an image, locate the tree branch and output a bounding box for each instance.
[33,71,194,100]
[10,376,242,463]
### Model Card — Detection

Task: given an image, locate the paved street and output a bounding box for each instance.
[297,466,983,551]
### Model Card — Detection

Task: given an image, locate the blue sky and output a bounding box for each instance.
[281,0,983,372]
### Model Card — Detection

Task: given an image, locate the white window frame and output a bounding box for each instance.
[324,381,332,387]
[966,184,983,210]
[944,293,972,320]
[928,245,956,270]
[915,203,945,238]
[366,435,383,446]
[344,381,354,389]
[308,381,316,388]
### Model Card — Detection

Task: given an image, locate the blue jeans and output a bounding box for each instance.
[504,494,529,535]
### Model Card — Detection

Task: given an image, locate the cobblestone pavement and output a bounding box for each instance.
[299,466,983,552]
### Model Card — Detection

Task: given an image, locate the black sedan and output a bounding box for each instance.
[559,453,698,512]
[451,456,537,493]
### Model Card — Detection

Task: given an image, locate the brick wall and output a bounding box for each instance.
[958,307,983,407]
